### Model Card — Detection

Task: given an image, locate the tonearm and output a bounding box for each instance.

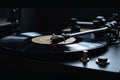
[51,13,120,44]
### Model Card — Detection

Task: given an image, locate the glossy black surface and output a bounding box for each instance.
[0,34,120,80]
[0,32,120,73]
[64,42,120,73]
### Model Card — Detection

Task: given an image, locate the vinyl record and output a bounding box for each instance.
[19,33,107,54]
[0,32,107,56]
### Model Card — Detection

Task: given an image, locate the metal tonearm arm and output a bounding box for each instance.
[68,27,108,37]
[51,20,119,44]
[50,27,108,43]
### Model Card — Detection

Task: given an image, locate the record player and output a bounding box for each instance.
[1,14,119,53]
[0,13,120,78]
[0,13,119,56]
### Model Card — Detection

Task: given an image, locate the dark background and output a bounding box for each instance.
[0,8,120,33]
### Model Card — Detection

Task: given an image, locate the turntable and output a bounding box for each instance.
[0,13,120,77]
[0,15,119,54]
[0,13,119,61]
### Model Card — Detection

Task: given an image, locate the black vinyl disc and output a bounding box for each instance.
[0,33,107,56]
[0,33,108,62]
